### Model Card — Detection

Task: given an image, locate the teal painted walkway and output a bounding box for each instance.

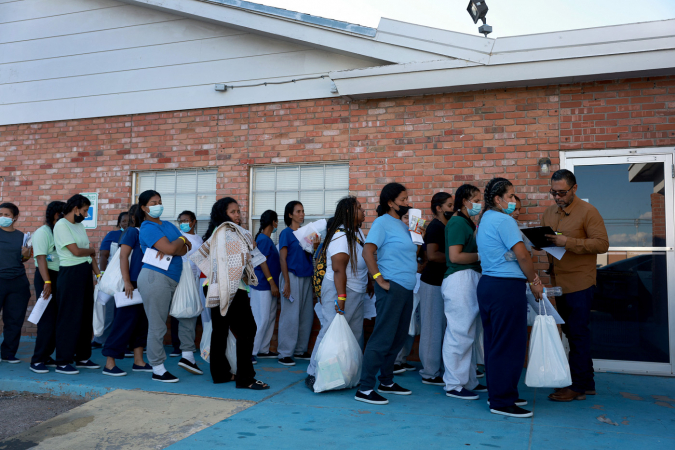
[1,339,674,449]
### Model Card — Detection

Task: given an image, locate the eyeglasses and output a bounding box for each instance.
[550,189,571,198]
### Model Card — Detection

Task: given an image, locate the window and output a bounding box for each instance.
[250,164,349,242]
[133,169,217,237]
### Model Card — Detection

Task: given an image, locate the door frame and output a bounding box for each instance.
[561,147,675,376]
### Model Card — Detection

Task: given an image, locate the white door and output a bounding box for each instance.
[563,149,674,376]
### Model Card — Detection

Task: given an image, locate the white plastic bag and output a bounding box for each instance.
[473,316,485,366]
[200,319,212,363]
[98,249,127,296]
[313,314,363,393]
[293,219,327,253]
[93,285,106,337]
[525,300,572,388]
[227,331,237,374]
[170,260,204,319]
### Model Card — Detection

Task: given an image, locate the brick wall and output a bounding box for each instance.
[1,76,674,338]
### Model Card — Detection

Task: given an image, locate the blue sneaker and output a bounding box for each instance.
[132,363,153,372]
[76,360,101,369]
[44,358,57,368]
[473,384,488,393]
[446,388,479,400]
[102,366,127,377]
[3,357,20,364]
[55,364,79,375]
[252,356,257,365]
[30,363,49,374]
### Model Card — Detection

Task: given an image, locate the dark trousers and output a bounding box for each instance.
[477,275,527,409]
[171,317,181,351]
[556,286,595,393]
[102,281,148,360]
[31,269,59,364]
[0,274,31,360]
[210,289,257,387]
[359,281,414,391]
[55,263,94,365]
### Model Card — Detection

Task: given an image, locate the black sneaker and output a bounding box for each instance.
[355,390,389,405]
[402,363,416,371]
[252,356,258,365]
[377,383,411,396]
[257,351,279,359]
[490,405,533,418]
[76,360,101,369]
[178,358,203,375]
[169,349,181,357]
[91,341,102,349]
[55,364,79,375]
[30,363,49,374]
[278,357,296,366]
[132,363,153,372]
[3,357,20,364]
[152,371,179,383]
[305,375,315,391]
[44,358,57,368]
[473,384,488,393]
[421,376,444,386]
[293,352,311,360]
[476,369,485,378]
[102,366,127,377]
[393,364,406,375]
[446,388,479,400]
[488,399,528,407]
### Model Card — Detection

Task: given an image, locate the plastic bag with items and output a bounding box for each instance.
[170,260,204,318]
[313,314,363,393]
[525,299,572,388]
[93,285,106,337]
[293,219,327,253]
[98,249,127,296]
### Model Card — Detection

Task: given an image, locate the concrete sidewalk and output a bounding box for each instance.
[1,339,674,449]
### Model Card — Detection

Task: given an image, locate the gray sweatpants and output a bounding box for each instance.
[138,268,197,367]
[418,281,446,379]
[277,272,314,358]
[307,279,365,376]
[251,289,277,355]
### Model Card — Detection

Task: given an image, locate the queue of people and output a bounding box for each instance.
[0,169,608,415]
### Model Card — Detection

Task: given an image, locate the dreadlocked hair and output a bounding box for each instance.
[256,209,278,240]
[322,196,360,276]
[203,197,238,241]
[478,177,513,225]
[45,201,66,231]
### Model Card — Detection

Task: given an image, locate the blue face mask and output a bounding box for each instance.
[179,223,191,233]
[502,200,517,215]
[0,217,13,228]
[119,227,125,232]
[272,228,278,234]
[468,202,482,217]
[147,205,164,219]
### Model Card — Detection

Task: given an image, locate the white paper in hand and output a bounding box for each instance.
[408,208,425,245]
[114,290,143,308]
[288,295,295,303]
[142,248,172,270]
[28,292,51,324]
[543,246,566,260]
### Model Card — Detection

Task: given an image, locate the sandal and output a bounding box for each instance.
[236,379,270,390]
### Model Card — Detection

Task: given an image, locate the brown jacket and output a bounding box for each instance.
[541,196,609,294]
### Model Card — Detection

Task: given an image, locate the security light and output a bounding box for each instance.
[466,1,492,37]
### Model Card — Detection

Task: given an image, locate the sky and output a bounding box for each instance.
[254,0,675,38]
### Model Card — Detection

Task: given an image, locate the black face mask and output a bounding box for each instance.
[443,211,454,220]
[392,204,411,219]
[74,213,85,223]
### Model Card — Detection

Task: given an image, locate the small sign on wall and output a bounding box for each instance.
[81,192,98,229]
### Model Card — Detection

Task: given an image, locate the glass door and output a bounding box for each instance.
[564,151,674,375]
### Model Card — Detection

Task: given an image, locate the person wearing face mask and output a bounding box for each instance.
[0,203,32,365]
[92,211,130,349]
[357,183,418,405]
[416,192,453,385]
[136,190,197,383]
[440,184,487,400]
[476,178,544,418]
[277,201,319,367]
[29,201,66,373]
[169,210,204,358]
[251,210,281,361]
[510,195,522,222]
[53,194,101,375]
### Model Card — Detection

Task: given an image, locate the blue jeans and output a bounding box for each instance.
[555,286,595,393]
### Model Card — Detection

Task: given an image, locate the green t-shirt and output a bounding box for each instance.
[33,225,60,271]
[444,215,481,277]
[53,218,92,267]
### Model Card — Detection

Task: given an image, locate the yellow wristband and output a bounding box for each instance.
[179,236,187,244]
[373,272,381,280]
[44,281,52,284]
[267,276,273,282]
[338,296,347,300]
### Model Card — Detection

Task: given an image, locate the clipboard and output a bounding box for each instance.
[520,226,556,249]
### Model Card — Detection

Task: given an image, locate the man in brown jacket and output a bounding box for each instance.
[542,169,609,402]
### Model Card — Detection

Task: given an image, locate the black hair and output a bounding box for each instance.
[284,201,302,226]
[45,201,66,230]
[321,196,360,275]
[483,177,514,214]
[453,184,481,213]
[551,169,576,187]
[0,202,19,218]
[116,211,128,228]
[127,204,139,227]
[430,192,452,216]
[255,209,278,240]
[514,195,521,203]
[178,210,196,222]
[63,194,91,215]
[203,197,238,241]
[136,190,160,226]
[376,182,406,217]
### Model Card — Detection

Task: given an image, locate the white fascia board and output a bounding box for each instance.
[375,18,494,65]
[119,0,446,64]
[331,49,675,99]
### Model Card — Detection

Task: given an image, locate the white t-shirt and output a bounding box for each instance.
[182,232,204,278]
[324,227,367,293]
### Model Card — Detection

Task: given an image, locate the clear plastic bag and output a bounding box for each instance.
[93,285,106,337]
[170,260,204,319]
[313,314,363,393]
[98,249,126,296]
[200,319,212,363]
[525,300,572,388]
[226,331,237,375]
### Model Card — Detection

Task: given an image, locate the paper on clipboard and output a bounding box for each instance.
[526,287,564,324]
[543,246,566,260]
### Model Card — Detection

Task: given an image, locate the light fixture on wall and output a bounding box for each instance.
[538,157,552,175]
[466,1,492,37]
